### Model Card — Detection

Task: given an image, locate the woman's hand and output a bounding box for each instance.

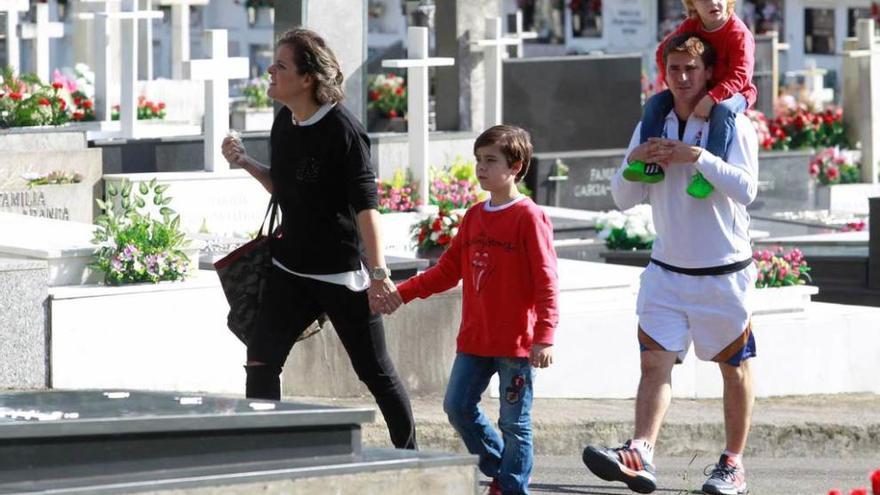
[221,135,247,167]
[368,278,403,315]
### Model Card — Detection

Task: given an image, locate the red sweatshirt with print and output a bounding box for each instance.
[655,13,757,108]
[397,198,559,358]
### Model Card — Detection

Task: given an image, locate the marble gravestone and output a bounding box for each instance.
[502,53,642,153]
[0,131,103,223]
[527,149,622,211]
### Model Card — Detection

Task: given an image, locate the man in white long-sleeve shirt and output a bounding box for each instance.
[581,33,758,495]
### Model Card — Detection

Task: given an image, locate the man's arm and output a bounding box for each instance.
[611,125,650,211]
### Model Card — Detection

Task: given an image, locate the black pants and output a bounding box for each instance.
[247,266,417,450]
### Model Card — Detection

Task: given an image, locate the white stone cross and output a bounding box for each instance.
[110,2,164,137]
[471,17,518,131]
[382,26,455,210]
[183,29,249,172]
[78,0,121,121]
[18,2,64,82]
[158,0,209,80]
[843,18,880,184]
[0,0,28,74]
[788,58,833,108]
[506,10,537,59]
[137,0,155,80]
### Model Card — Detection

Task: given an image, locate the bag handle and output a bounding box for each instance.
[258,196,279,238]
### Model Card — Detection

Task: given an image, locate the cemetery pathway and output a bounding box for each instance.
[527,454,880,494]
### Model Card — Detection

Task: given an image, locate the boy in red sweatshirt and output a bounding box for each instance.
[385,125,559,495]
[625,0,756,199]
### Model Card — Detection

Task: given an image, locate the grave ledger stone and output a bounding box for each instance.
[0,390,476,494]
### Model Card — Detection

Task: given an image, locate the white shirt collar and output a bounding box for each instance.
[292,102,336,126]
[483,195,526,212]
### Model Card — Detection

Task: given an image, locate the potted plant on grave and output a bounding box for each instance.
[428,156,488,211]
[231,74,273,131]
[21,170,83,187]
[595,204,655,266]
[367,73,407,133]
[411,208,463,264]
[749,246,820,313]
[52,64,97,123]
[809,147,861,186]
[111,96,167,121]
[91,179,198,285]
[377,168,420,255]
[0,68,72,128]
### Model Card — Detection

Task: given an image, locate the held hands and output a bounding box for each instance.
[368,278,404,315]
[530,344,553,368]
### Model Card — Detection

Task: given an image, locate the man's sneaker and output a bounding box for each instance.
[581,441,657,493]
[701,454,748,495]
[623,160,666,183]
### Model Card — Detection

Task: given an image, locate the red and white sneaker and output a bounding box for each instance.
[701,454,748,495]
[581,440,657,493]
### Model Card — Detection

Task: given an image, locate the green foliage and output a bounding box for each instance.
[91,179,191,285]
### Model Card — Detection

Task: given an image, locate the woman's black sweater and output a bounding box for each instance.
[269,104,378,275]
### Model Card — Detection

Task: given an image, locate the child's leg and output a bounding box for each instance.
[495,357,535,494]
[443,353,504,478]
[705,94,747,158]
[626,90,673,183]
[639,90,674,144]
[687,94,747,199]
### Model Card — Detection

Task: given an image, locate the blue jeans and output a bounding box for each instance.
[640,90,747,159]
[443,353,534,495]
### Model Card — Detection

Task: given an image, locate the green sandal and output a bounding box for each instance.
[686,172,714,199]
[622,160,665,184]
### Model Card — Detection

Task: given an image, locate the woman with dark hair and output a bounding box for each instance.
[220,27,416,450]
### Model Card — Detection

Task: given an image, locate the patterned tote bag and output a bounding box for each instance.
[214,198,324,344]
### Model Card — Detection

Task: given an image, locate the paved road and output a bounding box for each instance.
[480,455,880,495]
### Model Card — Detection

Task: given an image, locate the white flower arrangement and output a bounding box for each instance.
[595,204,656,250]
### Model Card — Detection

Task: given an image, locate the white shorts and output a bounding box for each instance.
[636,261,757,364]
